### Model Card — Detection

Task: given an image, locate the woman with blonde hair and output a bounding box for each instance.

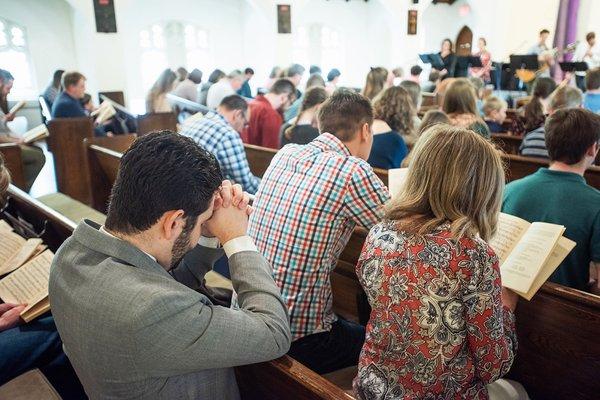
[362,67,393,101]
[354,125,525,400]
[443,78,490,138]
[367,86,413,169]
[145,68,177,113]
[280,86,328,146]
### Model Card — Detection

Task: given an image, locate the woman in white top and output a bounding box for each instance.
[145,69,177,113]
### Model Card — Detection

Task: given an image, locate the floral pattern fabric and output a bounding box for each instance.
[354,221,517,399]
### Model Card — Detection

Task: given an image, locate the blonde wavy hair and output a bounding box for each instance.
[0,154,10,204]
[386,124,504,241]
[373,86,415,137]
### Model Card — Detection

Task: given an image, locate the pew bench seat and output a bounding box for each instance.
[0,369,61,400]
[36,192,106,225]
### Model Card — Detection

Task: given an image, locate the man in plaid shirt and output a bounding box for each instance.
[180,95,261,194]
[248,90,390,374]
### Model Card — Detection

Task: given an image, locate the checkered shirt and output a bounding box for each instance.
[180,112,261,194]
[248,133,390,340]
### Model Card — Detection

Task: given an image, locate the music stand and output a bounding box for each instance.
[456,56,483,69]
[559,62,588,73]
[509,55,539,71]
[419,53,445,70]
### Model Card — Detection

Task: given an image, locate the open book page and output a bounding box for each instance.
[0,250,53,305]
[388,168,409,199]
[0,220,12,232]
[0,238,44,276]
[489,213,531,264]
[22,124,49,144]
[0,230,26,267]
[9,100,26,115]
[20,293,50,323]
[93,101,116,124]
[500,222,565,294]
[517,236,576,300]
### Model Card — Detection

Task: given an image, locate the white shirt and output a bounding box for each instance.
[574,42,600,76]
[206,79,235,109]
[99,226,257,263]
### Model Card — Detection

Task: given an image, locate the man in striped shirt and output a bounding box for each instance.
[520,86,583,158]
[248,90,390,374]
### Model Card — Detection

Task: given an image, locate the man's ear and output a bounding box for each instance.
[587,142,599,159]
[160,210,185,240]
[361,123,371,142]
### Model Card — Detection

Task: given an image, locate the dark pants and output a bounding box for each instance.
[288,318,365,374]
[0,314,87,399]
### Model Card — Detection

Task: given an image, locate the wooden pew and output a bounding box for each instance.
[47,117,94,204]
[0,143,26,190]
[84,134,137,212]
[3,184,354,400]
[136,112,178,136]
[491,133,522,154]
[243,144,277,177]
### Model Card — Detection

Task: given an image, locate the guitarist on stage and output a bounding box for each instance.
[528,29,554,78]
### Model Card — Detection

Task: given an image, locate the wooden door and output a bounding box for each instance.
[455,25,473,56]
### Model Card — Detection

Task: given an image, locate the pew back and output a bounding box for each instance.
[98,91,125,106]
[0,143,26,190]
[47,117,94,204]
[136,112,178,136]
[491,133,522,155]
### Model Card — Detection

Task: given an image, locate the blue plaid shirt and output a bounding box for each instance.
[180,112,261,194]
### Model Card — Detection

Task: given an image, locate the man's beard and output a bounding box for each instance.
[170,218,195,269]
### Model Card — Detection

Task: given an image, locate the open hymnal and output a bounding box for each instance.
[489,213,575,300]
[8,100,26,115]
[21,124,49,144]
[0,250,53,322]
[0,228,45,276]
[91,100,116,124]
[387,168,409,199]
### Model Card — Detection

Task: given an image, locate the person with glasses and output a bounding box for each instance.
[180,95,260,195]
[242,79,296,149]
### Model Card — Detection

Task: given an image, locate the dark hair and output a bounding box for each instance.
[270,78,296,96]
[0,69,14,114]
[188,69,203,84]
[540,29,550,35]
[208,69,226,84]
[244,67,254,75]
[586,67,600,91]
[0,69,14,83]
[318,89,373,142]
[327,68,341,82]
[306,73,326,89]
[428,70,440,82]
[105,131,222,234]
[546,108,600,164]
[410,65,423,76]
[309,65,322,75]
[81,93,92,106]
[586,32,596,43]
[52,69,65,88]
[219,94,248,112]
[285,86,328,140]
[419,110,450,135]
[176,67,188,82]
[62,71,85,89]
[524,77,556,131]
[442,38,454,52]
[399,80,421,109]
[287,64,305,78]
[442,78,478,115]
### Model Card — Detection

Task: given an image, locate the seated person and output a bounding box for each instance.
[0,69,45,192]
[399,80,422,130]
[51,71,107,137]
[180,95,261,194]
[146,69,177,113]
[421,70,440,93]
[400,110,450,168]
[520,86,583,158]
[505,108,600,293]
[354,124,521,399]
[583,67,600,113]
[236,67,254,99]
[483,96,508,133]
[468,76,486,114]
[248,90,390,374]
[367,86,411,168]
[280,86,328,147]
[206,70,245,110]
[171,68,203,102]
[0,156,85,399]
[42,69,64,109]
[284,73,325,122]
[521,77,557,134]
[198,69,225,106]
[243,79,296,149]
[49,132,291,399]
[443,78,490,138]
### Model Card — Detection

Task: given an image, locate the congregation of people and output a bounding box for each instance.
[1,25,600,400]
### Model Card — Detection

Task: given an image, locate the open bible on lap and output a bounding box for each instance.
[489,213,575,300]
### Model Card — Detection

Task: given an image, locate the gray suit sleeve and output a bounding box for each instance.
[170,244,224,290]
[131,250,291,375]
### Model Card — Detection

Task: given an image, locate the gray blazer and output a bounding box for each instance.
[49,220,291,399]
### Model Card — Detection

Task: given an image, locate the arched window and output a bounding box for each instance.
[292,24,344,82]
[292,26,310,68]
[320,26,343,76]
[0,18,35,98]
[139,21,211,92]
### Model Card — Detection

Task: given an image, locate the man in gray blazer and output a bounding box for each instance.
[49,131,291,399]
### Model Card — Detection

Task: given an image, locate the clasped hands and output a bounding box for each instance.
[202,180,253,245]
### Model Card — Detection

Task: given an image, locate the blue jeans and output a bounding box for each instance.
[0,314,86,398]
[288,318,365,374]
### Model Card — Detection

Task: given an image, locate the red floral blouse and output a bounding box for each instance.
[353,221,517,399]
